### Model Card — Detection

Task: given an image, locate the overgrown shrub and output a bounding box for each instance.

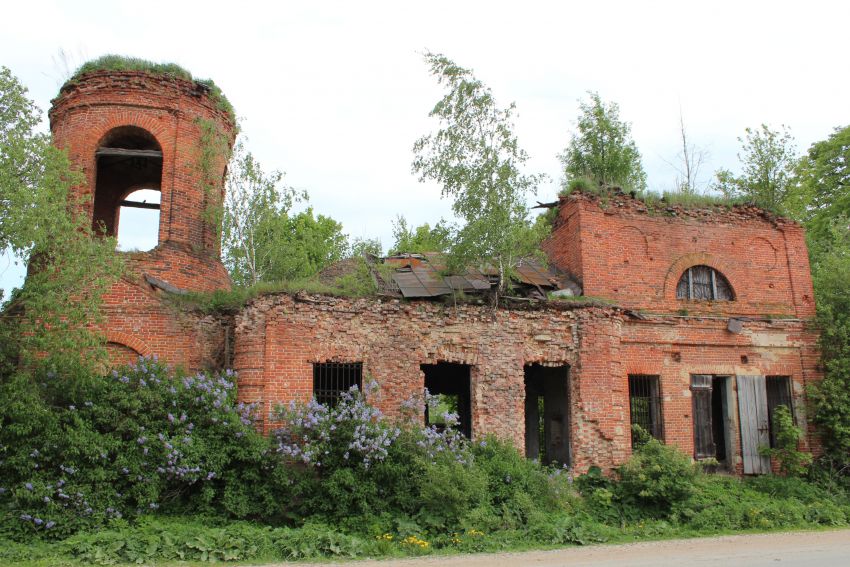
[759,405,812,476]
[673,475,848,531]
[615,439,698,516]
[0,359,276,539]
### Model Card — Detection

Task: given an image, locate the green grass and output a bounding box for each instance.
[637,190,758,211]
[166,275,377,313]
[61,55,235,121]
[557,182,779,215]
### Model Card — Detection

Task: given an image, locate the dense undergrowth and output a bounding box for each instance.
[0,360,848,566]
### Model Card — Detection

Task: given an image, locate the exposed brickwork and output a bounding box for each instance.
[232,293,629,472]
[99,277,228,371]
[543,192,817,318]
[50,71,235,293]
[50,70,822,475]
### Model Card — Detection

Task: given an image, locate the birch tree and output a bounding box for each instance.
[412,53,543,293]
[221,139,302,286]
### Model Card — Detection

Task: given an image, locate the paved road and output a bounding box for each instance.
[270,529,850,567]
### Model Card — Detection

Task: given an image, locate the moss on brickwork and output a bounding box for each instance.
[62,55,235,120]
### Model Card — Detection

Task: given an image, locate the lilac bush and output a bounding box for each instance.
[0,358,271,539]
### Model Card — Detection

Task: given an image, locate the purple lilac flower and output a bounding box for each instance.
[25,483,33,491]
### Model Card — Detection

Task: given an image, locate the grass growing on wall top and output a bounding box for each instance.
[62,55,235,121]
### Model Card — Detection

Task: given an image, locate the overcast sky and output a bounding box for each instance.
[2,0,849,297]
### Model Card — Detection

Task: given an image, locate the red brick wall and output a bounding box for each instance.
[620,316,821,471]
[543,192,817,318]
[233,293,630,473]
[99,277,228,372]
[49,71,235,293]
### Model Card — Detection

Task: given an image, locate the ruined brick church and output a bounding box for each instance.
[50,69,822,475]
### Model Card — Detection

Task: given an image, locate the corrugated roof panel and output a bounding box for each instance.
[392,266,452,298]
[445,275,491,292]
[515,260,561,288]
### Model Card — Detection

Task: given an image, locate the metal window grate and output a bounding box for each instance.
[676,266,733,301]
[313,362,362,407]
[628,375,663,446]
[766,375,793,448]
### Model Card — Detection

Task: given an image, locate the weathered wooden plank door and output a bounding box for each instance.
[691,375,715,459]
[737,375,771,474]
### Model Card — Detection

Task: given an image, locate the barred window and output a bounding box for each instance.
[628,375,663,447]
[676,265,733,301]
[312,362,362,407]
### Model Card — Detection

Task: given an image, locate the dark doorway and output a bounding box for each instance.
[692,374,732,467]
[524,364,570,466]
[711,376,728,461]
[766,376,793,448]
[422,363,472,438]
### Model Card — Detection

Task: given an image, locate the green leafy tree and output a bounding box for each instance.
[796,125,850,236]
[349,237,382,258]
[560,92,646,192]
[807,217,850,464]
[259,207,349,282]
[221,139,304,286]
[222,139,350,286]
[389,216,453,255]
[712,124,799,215]
[0,66,122,371]
[412,52,543,292]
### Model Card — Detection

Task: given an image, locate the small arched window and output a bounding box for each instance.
[676,265,733,301]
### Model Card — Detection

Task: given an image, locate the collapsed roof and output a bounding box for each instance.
[360,252,582,300]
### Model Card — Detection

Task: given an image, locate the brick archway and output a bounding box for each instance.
[105,330,153,358]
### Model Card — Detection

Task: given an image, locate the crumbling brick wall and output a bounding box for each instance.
[100,278,228,371]
[233,293,631,473]
[544,192,822,468]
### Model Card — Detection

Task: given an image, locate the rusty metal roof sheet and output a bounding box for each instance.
[445,274,492,292]
[338,252,582,299]
[392,266,453,298]
[514,259,563,288]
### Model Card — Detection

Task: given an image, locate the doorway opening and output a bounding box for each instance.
[421,363,471,438]
[692,375,733,467]
[524,364,570,466]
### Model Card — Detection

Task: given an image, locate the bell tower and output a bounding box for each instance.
[49,67,236,292]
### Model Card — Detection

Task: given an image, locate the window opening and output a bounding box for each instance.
[691,375,731,463]
[524,364,570,466]
[422,363,472,438]
[766,376,793,448]
[93,127,163,251]
[676,265,733,301]
[313,362,362,407]
[628,375,663,447]
[116,189,161,251]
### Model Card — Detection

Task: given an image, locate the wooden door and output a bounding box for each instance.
[737,375,771,474]
[691,375,715,459]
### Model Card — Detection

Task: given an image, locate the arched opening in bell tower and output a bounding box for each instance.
[93,126,163,251]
